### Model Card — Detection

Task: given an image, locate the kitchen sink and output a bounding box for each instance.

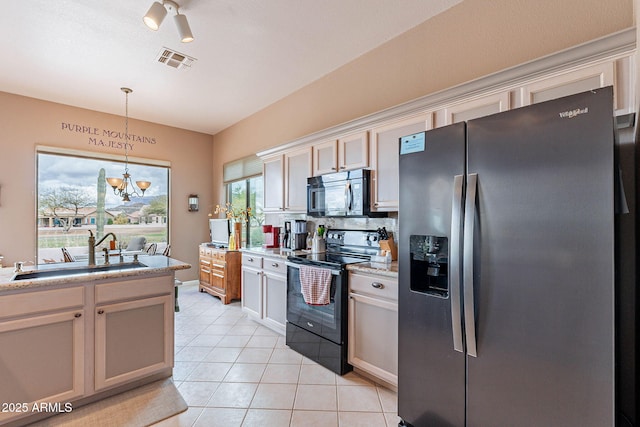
[11,262,148,281]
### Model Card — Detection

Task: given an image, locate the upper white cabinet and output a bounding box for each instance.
[312,140,337,175]
[521,62,615,108]
[262,147,311,213]
[370,114,432,212]
[339,131,369,171]
[263,155,284,212]
[440,91,511,125]
[312,131,369,176]
[259,44,633,215]
[284,146,312,212]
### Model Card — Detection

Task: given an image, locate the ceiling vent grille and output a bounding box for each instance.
[155,47,196,70]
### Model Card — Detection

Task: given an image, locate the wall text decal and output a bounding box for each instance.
[60,122,157,152]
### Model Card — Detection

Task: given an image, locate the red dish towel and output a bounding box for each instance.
[299,265,332,305]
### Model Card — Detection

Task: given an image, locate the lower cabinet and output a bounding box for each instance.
[241,253,287,335]
[348,271,398,386]
[0,273,175,425]
[94,275,174,391]
[0,310,85,424]
[0,286,85,425]
[241,262,262,317]
[95,295,173,391]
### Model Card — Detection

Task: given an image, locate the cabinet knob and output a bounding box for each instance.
[339,166,346,170]
[97,309,105,315]
[331,167,337,170]
[371,282,384,289]
[248,257,254,262]
[74,313,82,318]
[271,262,278,267]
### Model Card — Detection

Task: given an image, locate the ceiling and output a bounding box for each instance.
[0,0,460,135]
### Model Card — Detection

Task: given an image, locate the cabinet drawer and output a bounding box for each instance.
[199,246,208,256]
[96,275,173,304]
[210,259,226,270]
[0,286,84,319]
[262,257,286,275]
[242,254,263,268]
[349,272,398,302]
[211,250,226,261]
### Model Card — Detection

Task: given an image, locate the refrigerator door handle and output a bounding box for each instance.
[450,174,465,353]
[463,173,478,357]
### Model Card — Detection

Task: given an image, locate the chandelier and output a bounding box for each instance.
[106,88,151,202]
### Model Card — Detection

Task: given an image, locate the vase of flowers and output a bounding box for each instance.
[211,203,253,249]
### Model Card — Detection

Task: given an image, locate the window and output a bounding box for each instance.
[223,155,264,247]
[226,176,264,247]
[36,148,169,264]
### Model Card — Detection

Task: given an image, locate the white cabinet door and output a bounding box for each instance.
[442,91,510,124]
[370,113,432,211]
[521,62,615,108]
[241,266,262,318]
[0,310,85,425]
[348,293,398,386]
[338,131,369,171]
[262,272,287,334]
[284,147,312,212]
[263,155,284,212]
[313,139,338,176]
[95,294,173,391]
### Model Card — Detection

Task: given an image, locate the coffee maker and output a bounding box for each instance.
[262,225,280,248]
[281,221,291,249]
[281,220,307,250]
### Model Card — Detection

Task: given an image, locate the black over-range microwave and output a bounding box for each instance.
[306,169,386,217]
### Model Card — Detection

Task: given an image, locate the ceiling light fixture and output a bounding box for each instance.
[143,0,194,43]
[106,88,151,202]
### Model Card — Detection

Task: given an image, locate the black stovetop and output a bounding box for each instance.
[287,252,369,268]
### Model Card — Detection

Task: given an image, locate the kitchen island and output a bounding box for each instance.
[0,255,190,426]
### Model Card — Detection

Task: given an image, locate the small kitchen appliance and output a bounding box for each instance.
[307,169,386,217]
[262,225,280,248]
[290,220,307,250]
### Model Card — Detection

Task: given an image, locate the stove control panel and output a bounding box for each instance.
[326,231,345,245]
[323,230,381,248]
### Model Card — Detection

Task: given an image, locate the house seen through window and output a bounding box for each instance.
[36,150,170,264]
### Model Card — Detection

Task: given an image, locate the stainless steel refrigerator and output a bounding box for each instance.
[398,87,621,426]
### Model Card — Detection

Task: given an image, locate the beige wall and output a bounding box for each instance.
[0,92,213,281]
[212,0,633,204]
[0,0,634,280]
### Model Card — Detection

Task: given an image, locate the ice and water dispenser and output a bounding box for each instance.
[410,235,449,297]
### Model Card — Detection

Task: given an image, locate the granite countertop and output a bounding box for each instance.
[347,261,398,278]
[0,255,191,294]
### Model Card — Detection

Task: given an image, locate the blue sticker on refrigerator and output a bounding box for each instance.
[400,132,426,155]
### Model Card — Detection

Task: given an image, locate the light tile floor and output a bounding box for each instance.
[154,283,399,427]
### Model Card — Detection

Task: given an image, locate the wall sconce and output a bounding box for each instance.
[188,194,199,212]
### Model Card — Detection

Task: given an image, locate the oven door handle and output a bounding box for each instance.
[285,262,341,276]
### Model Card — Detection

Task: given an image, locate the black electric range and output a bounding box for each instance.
[285,229,382,374]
